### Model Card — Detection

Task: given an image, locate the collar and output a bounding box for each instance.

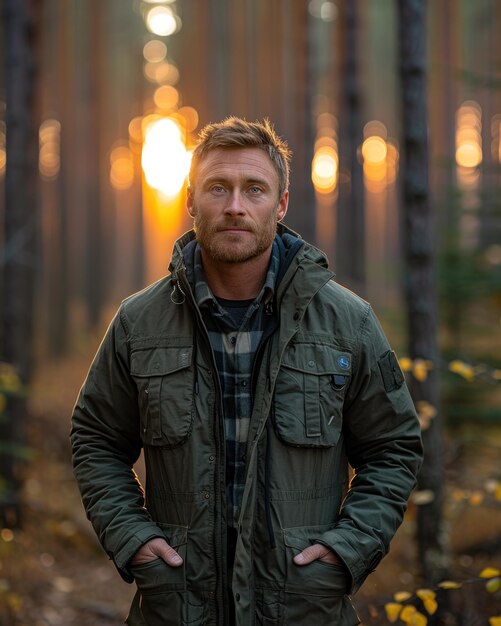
[187,239,282,313]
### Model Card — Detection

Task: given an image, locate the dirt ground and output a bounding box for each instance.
[0,353,499,626]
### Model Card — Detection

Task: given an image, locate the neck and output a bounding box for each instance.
[201,250,271,300]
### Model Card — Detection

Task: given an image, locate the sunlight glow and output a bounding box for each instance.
[312,145,338,194]
[153,85,179,110]
[146,6,179,37]
[143,40,167,63]
[178,106,199,133]
[360,122,399,193]
[0,122,5,178]
[110,144,134,191]
[455,101,482,169]
[39,119,61,180]
[362,136,387,165]
[141,117,191,197]
[362,135,387,192]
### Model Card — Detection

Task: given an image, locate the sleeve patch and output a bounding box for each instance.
[378,350,405,392]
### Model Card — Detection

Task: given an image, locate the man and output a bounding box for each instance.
[71,117,423,626]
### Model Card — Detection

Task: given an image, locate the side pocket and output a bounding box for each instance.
[131,346,194,447]
[129,524,188,626]
[283,525,348,596]
[273,344,351,447]
[282,526,360,625]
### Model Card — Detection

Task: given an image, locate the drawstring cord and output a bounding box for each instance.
[170,278,186,304]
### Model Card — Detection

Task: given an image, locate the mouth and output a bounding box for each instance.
[218,227,251,235]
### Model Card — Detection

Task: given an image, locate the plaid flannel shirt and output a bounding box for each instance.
[190,241,280,527]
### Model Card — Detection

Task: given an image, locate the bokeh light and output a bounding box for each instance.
[360,121,399,193]
[110,144,134,191]
[455,101,482,169]
[141,117,191,197]
[39,119,61,180]
[0,120,6,178]
[143,40,167,63]
[153,85,179,111]
[128,116,143,144]
[145,6,179,37]
[312,145,338,194]
[178,106,199,133]
[362,130,387,193]
[308,0,337,22]
[362,136,387,165]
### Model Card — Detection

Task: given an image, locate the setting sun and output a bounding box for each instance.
[141,117,192,197]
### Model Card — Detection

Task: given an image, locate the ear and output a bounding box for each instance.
[276,191,289,222]
[187,187,196,218]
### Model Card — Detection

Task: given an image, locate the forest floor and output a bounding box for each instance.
[0,348,500,626]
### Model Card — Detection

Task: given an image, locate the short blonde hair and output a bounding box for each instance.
[189,117,292,198]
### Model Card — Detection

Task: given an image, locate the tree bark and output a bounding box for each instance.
[337,0,365,294]
[0,0,40,527]
[398,0,447,583]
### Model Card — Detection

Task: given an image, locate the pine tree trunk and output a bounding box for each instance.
[398,0,447,583]
[1,0,40,527]
[337,0,365,294]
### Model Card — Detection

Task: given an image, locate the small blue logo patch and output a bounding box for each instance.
[337,355,351,370]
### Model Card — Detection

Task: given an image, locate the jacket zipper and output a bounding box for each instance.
[175,269,228,623]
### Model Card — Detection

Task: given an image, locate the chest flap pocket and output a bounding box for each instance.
[130,346,194,447]
[274,344,352,447]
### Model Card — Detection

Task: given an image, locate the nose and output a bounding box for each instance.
[225,189,246,216]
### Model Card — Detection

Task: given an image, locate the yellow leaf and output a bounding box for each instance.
[401,606,428,626]
[480,567,501,579]
[0,393,6,413]
[412,490,435,505]
[416,589,437,615]
[451,489,466,502]
[399,357,413,372]
[413,359,433,382]
[448,360,475,381]
[385,602,403,623]
[489,617,501,626]
[412,613,428,626]
[469,491,484,506]
[495,485,501,502]
[394,591,412,602]
[400,606,417,622]
[416,401,437,430]
[438,580,462,589]
[492,369,501,381]
[486,578,501,593]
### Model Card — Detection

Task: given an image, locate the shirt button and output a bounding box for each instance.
[308,360,315,367]
[235,593,241,602]
[230,336,236,345]
[241,380,247,387]
[209,455,215,463]
[204,492,210,500]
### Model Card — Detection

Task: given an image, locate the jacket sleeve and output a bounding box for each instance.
[70,308,163,582]
[316,305,423,593]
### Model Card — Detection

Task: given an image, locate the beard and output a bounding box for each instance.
[193,210,278,264]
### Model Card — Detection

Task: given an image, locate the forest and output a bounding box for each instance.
[0,0,500,624]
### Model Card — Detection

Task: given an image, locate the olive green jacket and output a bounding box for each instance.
[71,227,423,626]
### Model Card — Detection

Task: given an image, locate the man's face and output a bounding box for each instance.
[187,147,288,264]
